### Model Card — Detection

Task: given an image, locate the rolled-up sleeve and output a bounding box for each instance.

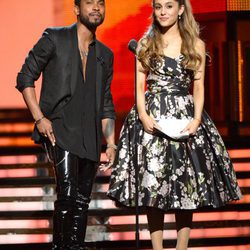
[102,53,116,120]
[16,29,55,92]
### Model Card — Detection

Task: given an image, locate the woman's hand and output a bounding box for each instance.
[36,117,56,146]
[182,119,201,136]
[139,113,160,134]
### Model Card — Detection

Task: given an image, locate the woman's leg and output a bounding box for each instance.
[146,207,165,250]
[175,210,193,250]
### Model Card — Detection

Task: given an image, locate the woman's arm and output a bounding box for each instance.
[183,39,206,135]
[136,59,159,134]
[193,39,206,122]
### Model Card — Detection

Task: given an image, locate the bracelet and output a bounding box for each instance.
[34,116,45,125]
[193,118,201,123]
[107,144,117,150]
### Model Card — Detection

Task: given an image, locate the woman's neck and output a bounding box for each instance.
[161,23,181,44]
[159,23,182,56]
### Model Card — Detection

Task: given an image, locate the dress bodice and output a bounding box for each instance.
[146,55,194,96]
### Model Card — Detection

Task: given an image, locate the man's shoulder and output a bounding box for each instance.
[44,23,76,36]
[96,40,113,56]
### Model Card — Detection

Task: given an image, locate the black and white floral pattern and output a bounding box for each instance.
[108,55,242,210]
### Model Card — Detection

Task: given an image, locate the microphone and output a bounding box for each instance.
[128,39,138,55]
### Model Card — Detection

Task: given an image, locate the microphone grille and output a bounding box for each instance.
[128,39,138,54]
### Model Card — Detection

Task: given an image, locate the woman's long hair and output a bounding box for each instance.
[138,0,202,73]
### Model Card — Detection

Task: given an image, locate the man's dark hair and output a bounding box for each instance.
[74,0,80,6]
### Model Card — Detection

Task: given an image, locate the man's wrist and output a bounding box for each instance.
[34,116,45,125]
[107,144,117,150]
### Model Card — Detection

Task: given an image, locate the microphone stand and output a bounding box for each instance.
[134,52,140,250]
[128,39,140,250]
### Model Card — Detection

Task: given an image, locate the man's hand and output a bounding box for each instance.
[36,117,56,146]
[100,146,116,171]
[101,118,115,171]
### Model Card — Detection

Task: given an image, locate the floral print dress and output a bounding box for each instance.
[107,55,242,211]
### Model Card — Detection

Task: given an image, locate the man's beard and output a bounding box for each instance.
[79,13,104,30]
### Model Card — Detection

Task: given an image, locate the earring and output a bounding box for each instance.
[178,15,181,20]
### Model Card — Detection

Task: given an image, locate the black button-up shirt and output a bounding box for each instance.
[53,40,98,161]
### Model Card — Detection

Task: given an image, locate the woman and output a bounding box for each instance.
[106,0,242,249]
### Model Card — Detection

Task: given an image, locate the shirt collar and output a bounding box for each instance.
[89,35,96,46]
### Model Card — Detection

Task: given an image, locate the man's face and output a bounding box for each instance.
[76,0,105,30]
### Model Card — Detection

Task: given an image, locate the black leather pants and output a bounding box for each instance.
[47,145,98,250]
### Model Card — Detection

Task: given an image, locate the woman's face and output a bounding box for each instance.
[153,0,184,28]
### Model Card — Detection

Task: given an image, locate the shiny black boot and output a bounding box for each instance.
[50,145,97,250]
[52,201,87,250]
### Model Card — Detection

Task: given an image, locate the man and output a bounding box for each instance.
[16,0,116,249]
